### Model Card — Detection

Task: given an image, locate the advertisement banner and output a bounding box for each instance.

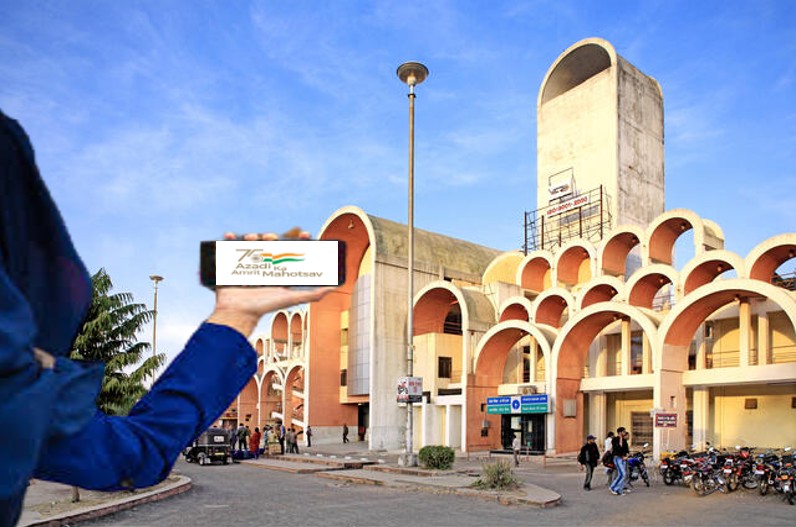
[397,376,423,403]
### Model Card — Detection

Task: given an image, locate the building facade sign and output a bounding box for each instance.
[545,193,590,217]
[654,413,678,428]
[397,376,423,403]
[487,394,549,414]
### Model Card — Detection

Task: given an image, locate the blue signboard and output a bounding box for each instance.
[486,394,549,414]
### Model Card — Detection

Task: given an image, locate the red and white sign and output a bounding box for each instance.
[654,413,678,428]
[545,194,590,217]
[397,376,423,403]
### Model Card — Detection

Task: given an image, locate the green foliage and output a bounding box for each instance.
[472,459,521,490]
[418,445,455,470]
[70,268,165,416]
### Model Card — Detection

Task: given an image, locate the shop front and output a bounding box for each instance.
[487,394,549,453]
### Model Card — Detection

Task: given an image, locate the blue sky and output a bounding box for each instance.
[2,1,794,368]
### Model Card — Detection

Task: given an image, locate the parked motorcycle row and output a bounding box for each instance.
[658,445,795,504]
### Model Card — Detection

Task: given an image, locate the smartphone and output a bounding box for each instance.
[200,239,346,289]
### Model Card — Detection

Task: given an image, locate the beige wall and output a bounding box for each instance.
[709,384,796,449]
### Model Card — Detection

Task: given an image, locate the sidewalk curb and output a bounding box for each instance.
[21,476,192,527]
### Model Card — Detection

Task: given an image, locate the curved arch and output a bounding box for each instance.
[625,264,679,309]
[745,234,796,283]
[598,225,644,277]
[646,209,722,265]
[517,251,554,292]
[483,251,525,286]
[498,296,534,323]
[473,320,556,385]
[318,206,376,295]
[531,288,576,328]
[552,302,660,454]
[657,279,796,370]
[539,38,617,106]
[577,276,624,310]
[680,250,745,296]
[554,241,596,288]
[414,281,470,335]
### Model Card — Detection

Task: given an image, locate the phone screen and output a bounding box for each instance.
[200,240,346,289]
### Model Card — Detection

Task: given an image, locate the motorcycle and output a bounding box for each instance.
[626,443,651,487]
[691,448,728,497]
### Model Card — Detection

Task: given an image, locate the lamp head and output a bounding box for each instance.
[397,61,429,87]
[150,274,164,283]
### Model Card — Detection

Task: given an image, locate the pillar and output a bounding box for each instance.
[757,309,770,365]
[739,299,751,367]
[692,387,710,451]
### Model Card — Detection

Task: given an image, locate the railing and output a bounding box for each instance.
[773,271,796,291]
[523,185,612,254]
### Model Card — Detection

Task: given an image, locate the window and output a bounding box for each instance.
[630,332,643,374]
[630,412,652,447]
[443,305,462,335]
[438,357,452,379]
[340,369,347,387]
[744,398,758,410]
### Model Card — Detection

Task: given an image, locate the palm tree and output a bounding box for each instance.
[70,268,165,416]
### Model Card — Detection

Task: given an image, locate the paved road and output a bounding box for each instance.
[78,459,795,526]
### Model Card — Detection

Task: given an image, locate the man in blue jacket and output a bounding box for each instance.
[0,109,334,526]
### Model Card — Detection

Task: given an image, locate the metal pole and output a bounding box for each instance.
[149,275,163,386]
[397,61,427,468]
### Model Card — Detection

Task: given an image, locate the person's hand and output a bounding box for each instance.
[206,229,337,336]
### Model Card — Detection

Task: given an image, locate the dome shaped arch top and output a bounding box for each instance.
[656,279,796,371]
[646,209,722,266]
[473,320,556,385]
[551,301,660,381]
[413,280,471,336]
[576,276,625,310]
[625,263,679,309]
[498,296,534,323]
[517,250,555,292]
[680,250,745,296]
[745,233,796,283]
[483,251,525,286]
[598,225,645,277]
[554,240,597,287]
[539,37,618,106]
[531,288,576,328]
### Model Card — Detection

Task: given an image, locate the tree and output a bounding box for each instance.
[70,268,165,416]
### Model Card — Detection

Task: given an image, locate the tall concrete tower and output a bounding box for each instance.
[527,38,664,254]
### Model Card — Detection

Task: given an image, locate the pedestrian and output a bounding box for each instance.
[237,423,247,452]
[609,426,630,496]
[250,427,261,459]
[342,424,349,444]
[243,425,251,454]
[306,425,313,448]
[278,422,286,454]
[512,434,521,467]
[603,431,615,482]
[291,427,300,454]
[578,435,601,490]
[0,109,338,527]
[229,422,238,452]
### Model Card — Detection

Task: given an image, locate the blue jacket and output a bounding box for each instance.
[0,110,256,525]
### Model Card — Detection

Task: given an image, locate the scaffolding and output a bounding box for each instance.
[523,185,613,254]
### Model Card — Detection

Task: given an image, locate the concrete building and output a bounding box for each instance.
[229,38,796,458]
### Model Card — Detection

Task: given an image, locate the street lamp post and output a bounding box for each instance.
[397,61,428,467]
[149,274,164,385]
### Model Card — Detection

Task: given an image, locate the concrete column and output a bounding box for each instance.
[621,319,631,376]
[595,335,608,377]
[692,387,710,450]
[589,391,607,441]
[529,339,538,382]
[642,333,652,374]
[696,333,707,370]
[758,309,770,366]
[739,299,751,367]
[653,346,688,459]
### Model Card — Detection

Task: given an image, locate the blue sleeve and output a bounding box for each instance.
[34,322,256,490]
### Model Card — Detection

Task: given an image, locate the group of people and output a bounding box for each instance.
[577,426,632,494]
[226,422,313,458]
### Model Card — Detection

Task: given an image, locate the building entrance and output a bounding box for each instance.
[501,414,545,453]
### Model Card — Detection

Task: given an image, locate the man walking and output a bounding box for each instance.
[306,425,313,448]
[609,427,630,496]
[342,424,349,444]
[578,435,600,490]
